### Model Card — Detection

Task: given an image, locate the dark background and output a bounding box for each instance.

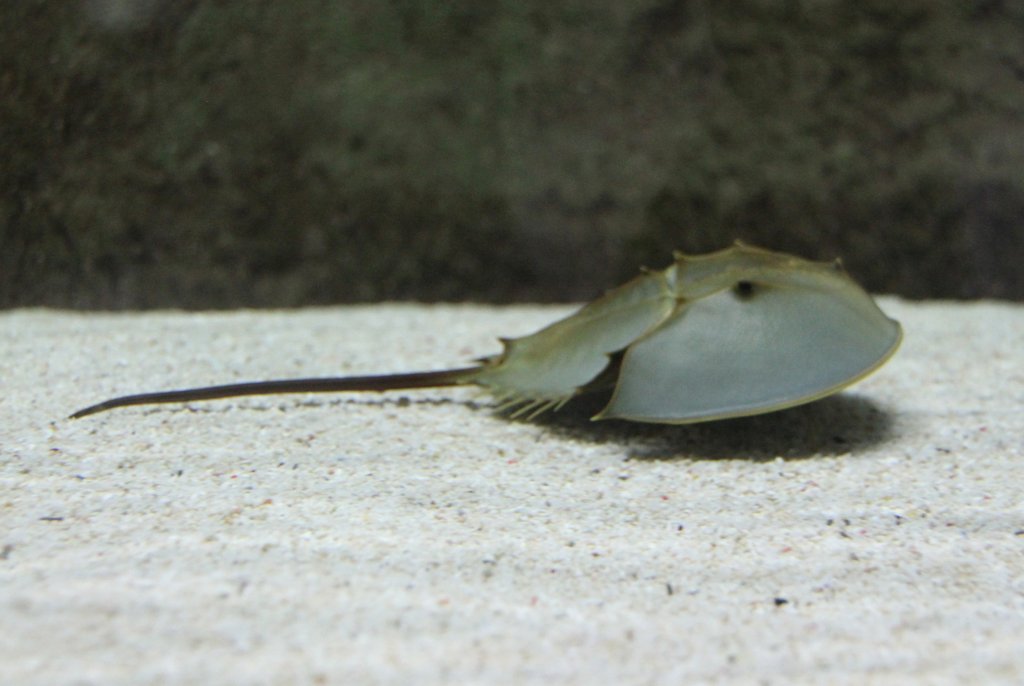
[3,0,1023,309]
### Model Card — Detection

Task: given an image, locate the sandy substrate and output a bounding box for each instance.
[1,299,1022,685]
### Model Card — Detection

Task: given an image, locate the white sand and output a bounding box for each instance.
[1,299,1022,685]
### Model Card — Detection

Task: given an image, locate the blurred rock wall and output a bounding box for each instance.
[3,0,1023,307]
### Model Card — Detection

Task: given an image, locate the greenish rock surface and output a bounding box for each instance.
[3,1,1023,307]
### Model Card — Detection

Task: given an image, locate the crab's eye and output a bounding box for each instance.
[733,280,756,299]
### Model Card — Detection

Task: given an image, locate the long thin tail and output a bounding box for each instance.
[69,367,479,419]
